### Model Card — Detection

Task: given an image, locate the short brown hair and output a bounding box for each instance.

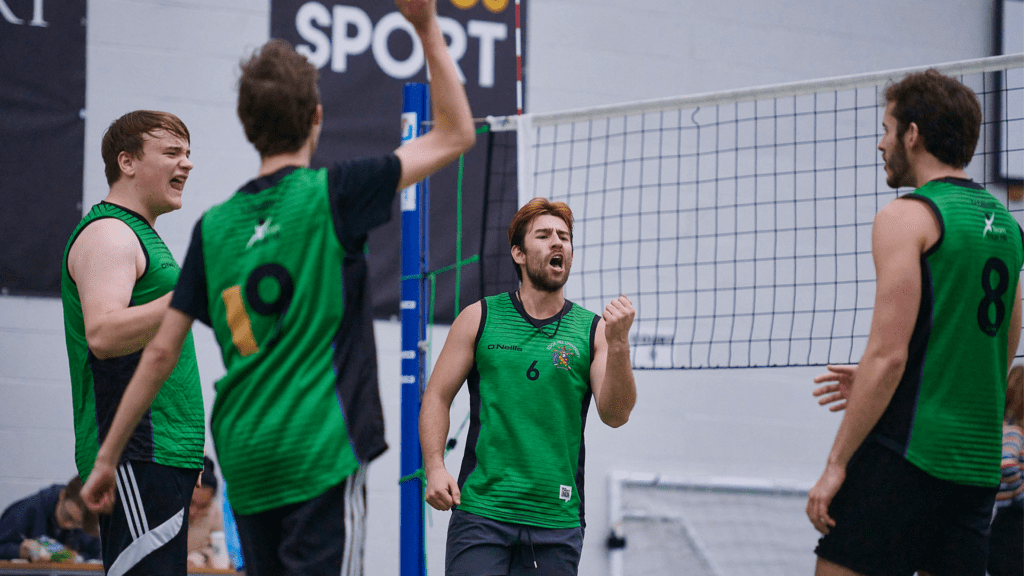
[237,39,321,157]
[101,110,190,186]
[883,69,981,169]
[507,197,574,281]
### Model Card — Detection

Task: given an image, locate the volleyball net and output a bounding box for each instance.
[401,53,1024,576]
[511,53,1024,370]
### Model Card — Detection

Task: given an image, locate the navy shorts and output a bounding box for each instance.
[233,467,367,576]
[99,460,198,576]
[446,509,584,576]
[815,440,997,576]
[987,504,1023,576]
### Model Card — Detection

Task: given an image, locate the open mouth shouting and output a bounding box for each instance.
[170,175,188,191]
[549,253,564,272]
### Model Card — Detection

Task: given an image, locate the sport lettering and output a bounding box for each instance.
[294,2,507,88]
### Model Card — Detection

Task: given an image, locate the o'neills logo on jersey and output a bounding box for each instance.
[547,341,580,371]
[487,343,523,351]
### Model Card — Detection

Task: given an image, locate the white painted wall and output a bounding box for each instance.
[0,1,1001,574]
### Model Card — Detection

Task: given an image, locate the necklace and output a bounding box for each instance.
[516,290,566,339]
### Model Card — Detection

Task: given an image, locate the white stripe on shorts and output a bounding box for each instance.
[115,462,150,540]
[341,467,367,576]
[107,507,184,576]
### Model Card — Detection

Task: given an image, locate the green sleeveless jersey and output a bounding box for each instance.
[61,202,204,480]
[872,179,1024,487]
[457,292,599,529]
[198,167,364,514]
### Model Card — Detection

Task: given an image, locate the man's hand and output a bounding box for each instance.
[81,461,117,515]
[603,295,635,345]
[812,364,856,412]
[396,0,437,31]
[19,539,49,562]
[806,462,845,535]
[187,550,209,568]
[424,465,461,511]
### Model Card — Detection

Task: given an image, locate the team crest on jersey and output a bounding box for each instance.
[548,340,580,371]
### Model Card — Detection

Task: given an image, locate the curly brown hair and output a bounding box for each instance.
[883,69,981,169]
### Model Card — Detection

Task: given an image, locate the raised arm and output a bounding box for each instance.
[81,309,195,513]
[68,219,171,359]
[393,0,475,191]
[590,295,637,428]
[419,301,480,511]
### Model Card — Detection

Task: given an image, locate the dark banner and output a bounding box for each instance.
[0,1,87,296]
[271,0,523,322]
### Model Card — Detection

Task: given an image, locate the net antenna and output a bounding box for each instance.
[509,53,1024,370]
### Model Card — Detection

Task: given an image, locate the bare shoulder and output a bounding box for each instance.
[72,217,139,252]
[67,218,142,280]
[879,196,935,222]
[875,197,939,249]
[451,300,483,333]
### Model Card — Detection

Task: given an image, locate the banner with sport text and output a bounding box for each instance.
[270,0,523,322]
[0,1,87,296]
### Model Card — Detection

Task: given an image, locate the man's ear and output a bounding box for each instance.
[903,121,921,150]
[117,150,135,179]
[511,244,525,266]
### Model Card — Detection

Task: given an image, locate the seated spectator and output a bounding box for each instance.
[187,456,229,569]
[989,364,1024,576]
[0,476,100,561]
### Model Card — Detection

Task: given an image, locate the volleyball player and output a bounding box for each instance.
[62,110,204,576]
[808,69,1024,576]
[420,198,637,576]
[80,0,474,574]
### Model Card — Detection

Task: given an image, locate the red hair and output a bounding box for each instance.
[507,197,573,281]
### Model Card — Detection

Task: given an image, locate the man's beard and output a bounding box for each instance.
[885,136,912,189]
[524,257,568,293]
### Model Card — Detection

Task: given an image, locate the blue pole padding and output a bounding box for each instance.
[399,82,429,576]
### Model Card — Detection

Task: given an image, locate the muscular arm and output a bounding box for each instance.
[81,309,195,513]
[67,219,170,359]
[590,295,637,428]
[393,0,475,191]
[807,198,933,533]
[419,302,480,510]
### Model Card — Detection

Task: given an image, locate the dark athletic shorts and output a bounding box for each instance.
[446,509,584,576]
[815,440,997,576]
[100,460,198,576]
[987,504,1023,576]
[233,467,367,576]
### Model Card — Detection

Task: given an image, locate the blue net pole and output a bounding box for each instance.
[400,82,428,576]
